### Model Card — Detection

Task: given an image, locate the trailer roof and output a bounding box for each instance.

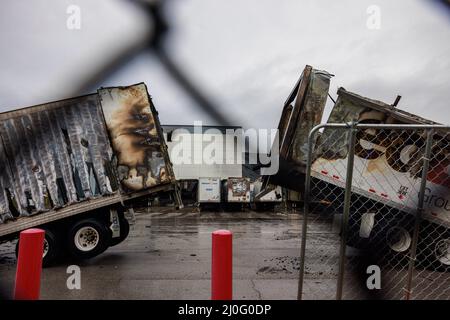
[337,88,441,125]
[0,82,147,120]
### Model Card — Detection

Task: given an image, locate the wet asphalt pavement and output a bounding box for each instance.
[0,209,306,299]
[0,209,448,300]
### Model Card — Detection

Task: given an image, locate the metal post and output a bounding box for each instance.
[404,129,434,300]
[14,228,45,300]
[294,123,448,300]
[335,123,357,300]
[173,182,184,209]
[211,230,233,300]
[297,125,323,300]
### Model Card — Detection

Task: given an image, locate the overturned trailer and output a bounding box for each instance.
[262,65,333,192]
[261,65,450,270]
[0,83,181,265]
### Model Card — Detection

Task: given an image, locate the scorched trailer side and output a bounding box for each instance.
[0,83,181,266]
[260,65,450,270]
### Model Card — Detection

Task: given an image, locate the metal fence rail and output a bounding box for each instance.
[298,123,450,300]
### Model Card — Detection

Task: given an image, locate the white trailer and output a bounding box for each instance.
[198,178,221,203]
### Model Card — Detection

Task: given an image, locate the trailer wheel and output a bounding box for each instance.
[345,212,376,250]
[67,219,111,260]
[386,226,412,253]
[431,237,450,271]
[417,226,450,272]
[109,218,130,247]
[15,227,61,267]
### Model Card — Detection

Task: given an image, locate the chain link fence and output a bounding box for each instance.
[298,123,450,300]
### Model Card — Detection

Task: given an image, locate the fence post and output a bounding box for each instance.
[211,230,232,300]
[297,125,323,300]
[404,129,434,300]
[14,228,45,300]
[336,123,357,300]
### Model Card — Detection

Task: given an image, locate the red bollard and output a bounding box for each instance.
[211,230,232,300]
[14,228,45,300]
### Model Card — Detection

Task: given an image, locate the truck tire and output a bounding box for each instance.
[67,218,111,260]
[109,218,130,247]
[346,211,379,250]
[381,224,414,268]
[385,226,412,254]
[15,227,61,267]
[346,215,370,250]
[417,226,450,272]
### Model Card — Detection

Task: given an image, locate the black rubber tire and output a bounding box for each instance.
[15,227,61,267]
[109,218,130,247]
[346,215,370,250]
[417,226,450,272]
[67,218,111,260]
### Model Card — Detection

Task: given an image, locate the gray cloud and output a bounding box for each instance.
[1,0,449,128]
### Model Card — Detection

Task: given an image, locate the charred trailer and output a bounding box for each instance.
[0,83,182,266]
[221,177,251,211]
[250,179,282,211]
[178,179,199,205]
[260,65,450,270]
[260,65,333,193]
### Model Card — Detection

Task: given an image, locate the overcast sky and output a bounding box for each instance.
[1,0,449,130]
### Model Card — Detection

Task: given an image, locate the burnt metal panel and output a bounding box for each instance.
[0,137,18,223]
[98,83,175,192]
[260,65,447,196]
[261,65,332,193]
[289,69,332,165]
[0,95,118,223]
[317,88,449,180]
[0,83,179,227]
[334,88,440,125]
[226,177,251,203]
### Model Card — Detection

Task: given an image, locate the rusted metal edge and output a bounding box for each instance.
[262,65,328,193]
[143,83,184,208]
[279,65,313,157]
[337,88,441,125]
[96,82,177,185]
[282,73,303,108]
[98,82,182,206]
[0,94,98,121]
[261,66,312,192]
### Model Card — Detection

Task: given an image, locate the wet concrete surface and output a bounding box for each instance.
[0,209,448,300]
[0,210,305,299]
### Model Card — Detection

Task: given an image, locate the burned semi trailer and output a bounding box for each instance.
[261,65,333,192]
[0,83,181,265]
[261,65,450,270]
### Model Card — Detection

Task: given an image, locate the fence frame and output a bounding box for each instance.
[297,123,450,300]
